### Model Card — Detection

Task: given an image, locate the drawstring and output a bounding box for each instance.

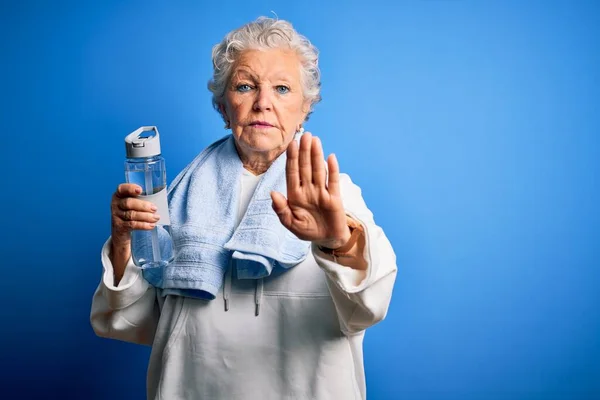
[223,264,263,317]
[223,263,233,312]
[254,278,264,316]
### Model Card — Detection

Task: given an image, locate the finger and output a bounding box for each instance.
[116,220,157,232]
[311,136,326,188]
[116,183,142,198]
[118,198,158,213]
[118,209,161,224]
[286,139,300,190]
[326,153,341,196]
[298,132,313,186]
[270,191,294,230]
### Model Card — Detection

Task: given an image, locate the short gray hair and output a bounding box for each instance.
[208,17,321,121]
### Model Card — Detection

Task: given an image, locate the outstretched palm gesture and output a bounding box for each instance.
[271,132,351,250]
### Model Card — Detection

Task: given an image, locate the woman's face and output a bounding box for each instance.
[222,48,310,163]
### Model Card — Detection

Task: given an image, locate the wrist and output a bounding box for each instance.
[317,226,352,251]
[110,236,131,283]
[317,217,364,255]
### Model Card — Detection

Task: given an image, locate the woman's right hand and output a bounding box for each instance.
[109,183,160,283]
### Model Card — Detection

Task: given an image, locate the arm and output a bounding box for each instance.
[90,237,160,346]
[313,174,397,335]
[270,132,398,334]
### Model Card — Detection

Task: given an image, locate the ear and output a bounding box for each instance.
[219,103,229,122]
[301,100,311,121]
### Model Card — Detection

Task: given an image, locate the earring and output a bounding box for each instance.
[294,127,304,141]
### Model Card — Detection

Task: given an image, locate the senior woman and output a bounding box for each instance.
[91,17,397,400]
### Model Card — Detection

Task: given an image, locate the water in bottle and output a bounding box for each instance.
[124,126,174,269]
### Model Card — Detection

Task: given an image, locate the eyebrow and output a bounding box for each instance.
[232,69,257,79]
[231,68,295,83]
[272,74,293,83]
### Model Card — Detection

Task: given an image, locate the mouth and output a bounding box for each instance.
[249,121,274,128]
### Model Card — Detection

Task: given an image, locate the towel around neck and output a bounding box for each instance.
[141,134,310,300]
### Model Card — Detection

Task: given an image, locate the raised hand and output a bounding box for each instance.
[271,132,351,250]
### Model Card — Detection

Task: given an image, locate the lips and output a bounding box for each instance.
[249,121,274,127]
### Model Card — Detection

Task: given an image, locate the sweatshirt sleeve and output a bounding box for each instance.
[89,237,160,346]
[312,174,398,335]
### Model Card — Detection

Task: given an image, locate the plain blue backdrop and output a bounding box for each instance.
[1,1,599,399]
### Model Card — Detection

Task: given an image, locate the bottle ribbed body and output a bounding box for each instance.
[125,155,174,269]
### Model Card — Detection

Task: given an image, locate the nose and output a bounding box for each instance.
[252,86,273,112]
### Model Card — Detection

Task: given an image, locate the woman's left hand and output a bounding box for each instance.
[271,132,351,250]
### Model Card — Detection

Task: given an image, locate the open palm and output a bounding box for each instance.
[271,132,351,250]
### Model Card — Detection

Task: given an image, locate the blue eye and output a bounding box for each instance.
[276,85,290,94]
[236,84,252,92]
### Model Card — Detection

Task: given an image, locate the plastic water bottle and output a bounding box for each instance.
[124,126,174,269]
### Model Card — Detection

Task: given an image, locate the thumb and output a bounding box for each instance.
[270,191,293,229]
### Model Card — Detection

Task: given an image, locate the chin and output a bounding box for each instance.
[239,130,283,151]
[246,142,281,153]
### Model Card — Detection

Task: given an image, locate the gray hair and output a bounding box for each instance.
[208,17,321,121]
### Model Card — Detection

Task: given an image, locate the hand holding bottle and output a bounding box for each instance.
[110,183,160,283]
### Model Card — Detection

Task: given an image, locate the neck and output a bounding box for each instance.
[242,161,270,176]
[235,142,285,176]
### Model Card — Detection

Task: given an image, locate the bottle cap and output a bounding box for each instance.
[125,126,162,158]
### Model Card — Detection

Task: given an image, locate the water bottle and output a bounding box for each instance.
[124,126,174,269]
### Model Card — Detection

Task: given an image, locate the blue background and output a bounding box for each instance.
[1,1,599,399]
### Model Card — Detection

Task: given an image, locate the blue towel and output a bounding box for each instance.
[142,133,310,300]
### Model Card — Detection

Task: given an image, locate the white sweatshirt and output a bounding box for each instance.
[90,171,397,400]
